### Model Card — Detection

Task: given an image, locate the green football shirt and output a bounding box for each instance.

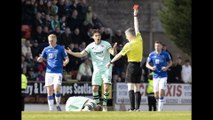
[85,40,112,71]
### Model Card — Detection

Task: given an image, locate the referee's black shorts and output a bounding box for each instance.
[125,62,142,83]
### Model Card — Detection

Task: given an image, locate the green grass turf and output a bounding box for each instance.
[22,111,191,120]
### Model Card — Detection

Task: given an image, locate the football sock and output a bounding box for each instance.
[55,93,61,106]
[135,91,141,109]
[48,95,54,111]
[103,92,109,106]
[93,92,100,104]
[129,90,135,110]
[158,96,164,111]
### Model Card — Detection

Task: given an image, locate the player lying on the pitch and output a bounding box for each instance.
[65,96,102,111]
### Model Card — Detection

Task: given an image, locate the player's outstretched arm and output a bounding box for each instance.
[108,42,117,56]
[106,53,122,68]
[133,5,139,35]
[66,47,88,58]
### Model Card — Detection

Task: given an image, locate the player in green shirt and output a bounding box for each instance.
[66,29,117,111]
[65,96,102,111]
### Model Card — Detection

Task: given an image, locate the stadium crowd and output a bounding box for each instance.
[21,0,191,84]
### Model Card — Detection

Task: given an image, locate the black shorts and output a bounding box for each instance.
[125,62,142,83]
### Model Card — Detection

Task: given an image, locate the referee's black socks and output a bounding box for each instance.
[135,91,141,110]
[129,90,135,110]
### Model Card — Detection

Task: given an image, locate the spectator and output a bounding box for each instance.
[112,30,125,46]
[76,0,88,24]
[64,0,72,17]
[22,0,35,25]
[42,14,52,30]
[162,43,173,61]
[37,0,47,15]
[25,52,35,70]
[32,12,44,31]
[83,27,94,45]
[27,67,37,81]
[60,16,67,32]
[21,55,28,71]
[51,15,60,31]
[22,40,33,59]
[57,0,66,18]
[72,28,83,45]
[101,27,112,42]
[92,13,104,29]
[83,6,93,28]
[76,58,92,81]
[51,27,61,39]
[167,63,176,83]
[66,9,81,31]
[41,26,50,45]
[181,59,192,84]
[59,27,72,47]
[32,25,46,44]
[31,40,41,58]
[50,0,59,16]
[173,56,183,83]
[65,43,82,78]
[79,41,87,51]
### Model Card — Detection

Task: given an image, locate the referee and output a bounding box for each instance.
[106,6,143,111]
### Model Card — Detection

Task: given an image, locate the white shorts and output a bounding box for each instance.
[153,77,167,92]
[45,73,63,86]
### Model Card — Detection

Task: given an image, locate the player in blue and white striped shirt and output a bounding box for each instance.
[146,41,172,111]
[37,34,69,111]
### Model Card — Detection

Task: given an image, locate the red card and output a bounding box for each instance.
[133,4,139,10]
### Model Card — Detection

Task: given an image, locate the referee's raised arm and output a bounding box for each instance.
[134,7,139,35]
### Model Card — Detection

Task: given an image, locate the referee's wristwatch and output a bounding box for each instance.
[110,61,114,64]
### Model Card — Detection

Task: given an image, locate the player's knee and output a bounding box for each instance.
[104,86,110,92]
[92,86,99,92]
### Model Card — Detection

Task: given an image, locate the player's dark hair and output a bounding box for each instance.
[155,41,163,45]
[92,29,101,36]
[94,104,103,111]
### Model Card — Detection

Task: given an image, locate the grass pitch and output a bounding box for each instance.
[22,111,191,120]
